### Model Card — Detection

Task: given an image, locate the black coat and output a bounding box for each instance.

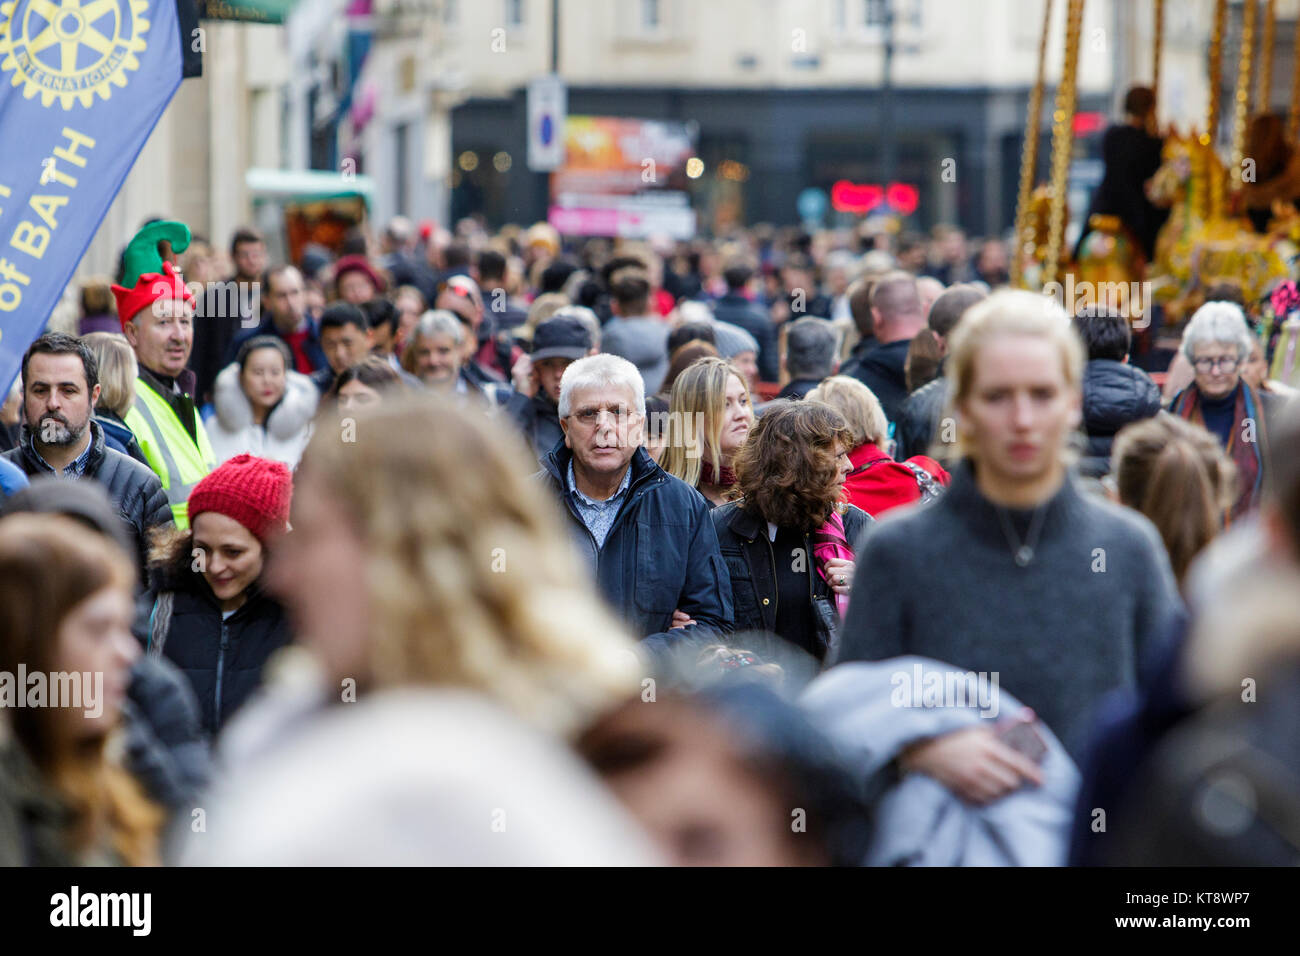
[537,442,733,646]
[838,336,879,382]
[1077,124,1168,260]
[122,654,211,814]
[896,375,950,461]
[145,545,292,738]
[711,501,872,661]
[503,391,563,463]
[775,379,822,402]
[0,733,75,865]
[713,293,780,382]
[849,339,912,424]
[1080,359,1162,477]
[2,420,172,581]
[190,285,247,404]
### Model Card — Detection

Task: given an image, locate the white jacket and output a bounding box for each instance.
[801,658,1080,866]
[207,361,318,468]
[180,676,662,866]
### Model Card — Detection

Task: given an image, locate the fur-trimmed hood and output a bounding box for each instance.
[147,526,204,594]
[212,362,318,441]
[146,524,273,604]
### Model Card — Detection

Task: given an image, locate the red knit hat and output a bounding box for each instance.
[187,454,293,542]
[333,255,386,294]
[111,261,196,330]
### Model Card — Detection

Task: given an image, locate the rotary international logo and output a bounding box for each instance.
[0,0,148,109]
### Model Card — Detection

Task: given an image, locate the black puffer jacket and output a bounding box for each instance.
[1080,359,1162,477]
[1,420,172,580]
[122,655,211,815]
[145,536,292,738]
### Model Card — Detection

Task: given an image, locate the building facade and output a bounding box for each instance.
[72,0,1282,275]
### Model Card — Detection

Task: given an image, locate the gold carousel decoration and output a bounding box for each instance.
[1012,0,1300,331]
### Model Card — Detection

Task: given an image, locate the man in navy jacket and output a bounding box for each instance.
[536,354,733,648]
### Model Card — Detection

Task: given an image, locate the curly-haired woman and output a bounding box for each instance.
[710,401,872,662]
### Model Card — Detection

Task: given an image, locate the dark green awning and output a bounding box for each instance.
[198,0,298,24]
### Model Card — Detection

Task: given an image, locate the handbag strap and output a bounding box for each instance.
[902,460,944,500]
[848,457,889,477]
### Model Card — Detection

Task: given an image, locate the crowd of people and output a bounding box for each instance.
[1,212,1298,867]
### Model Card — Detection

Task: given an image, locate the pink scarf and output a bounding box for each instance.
[811,509,854,617]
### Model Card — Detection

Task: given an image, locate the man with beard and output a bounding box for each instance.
[2,333,171,580]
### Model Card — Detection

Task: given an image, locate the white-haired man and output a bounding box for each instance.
[537,354,733,646]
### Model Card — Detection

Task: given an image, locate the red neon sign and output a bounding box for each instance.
[832,180,884,214]
[886,182,919,216]
[1073,111,1105,135]
[831,180,919,216]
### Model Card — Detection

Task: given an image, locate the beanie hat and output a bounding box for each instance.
[112,260,196,330]
[187,454,293,543]
[333,255,386,295]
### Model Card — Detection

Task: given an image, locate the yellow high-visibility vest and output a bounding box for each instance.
[123,376,216,528]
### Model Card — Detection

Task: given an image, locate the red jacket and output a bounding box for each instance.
[843,443,950,518]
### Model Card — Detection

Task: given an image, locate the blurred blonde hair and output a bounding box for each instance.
[81,331,137,418]
[807,375,888,449]
[829,316,859,363]
[1112,414,1236,586]
[945,289,1084,461]
[517,291,570,344]
[660,357,752,490]
[297,396,639,737]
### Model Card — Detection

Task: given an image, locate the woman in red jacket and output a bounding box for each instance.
[808,376,949,517]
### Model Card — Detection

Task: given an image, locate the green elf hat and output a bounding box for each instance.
[119,220,192,289]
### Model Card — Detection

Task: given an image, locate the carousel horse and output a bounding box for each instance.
[1147,130,1290,324]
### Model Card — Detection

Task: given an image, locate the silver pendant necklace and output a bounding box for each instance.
[995,503,1049,567]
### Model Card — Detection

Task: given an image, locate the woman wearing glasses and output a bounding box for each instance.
[1169,302,1287,522]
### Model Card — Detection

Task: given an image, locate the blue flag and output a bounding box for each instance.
[0,0,182,393]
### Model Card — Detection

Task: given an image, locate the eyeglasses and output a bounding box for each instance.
[571,405,634,427]
[1193,356,1240,373]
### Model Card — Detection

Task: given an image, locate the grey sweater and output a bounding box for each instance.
[830,461,1183,759]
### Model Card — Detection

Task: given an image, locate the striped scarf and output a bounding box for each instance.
[811,509,854,617]
[1170,382,1267,524]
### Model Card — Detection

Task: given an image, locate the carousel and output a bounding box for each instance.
[1010,0,1300,386]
